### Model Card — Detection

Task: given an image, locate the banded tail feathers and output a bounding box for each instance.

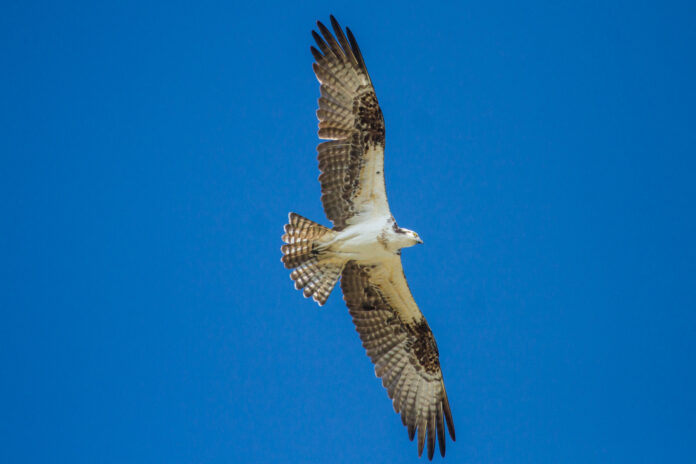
[281,213,344,306]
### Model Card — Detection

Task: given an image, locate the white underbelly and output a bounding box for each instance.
[329,220,392,261]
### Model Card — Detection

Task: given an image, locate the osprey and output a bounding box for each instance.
[281,16,455,459]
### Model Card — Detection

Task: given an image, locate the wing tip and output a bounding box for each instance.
[345,26,368,74]
[310,46,323,61]
[442,389,456,441]
[417,425,426,457]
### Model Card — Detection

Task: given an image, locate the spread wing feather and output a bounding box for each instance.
[312,16,390,230]
[341,259,455,459]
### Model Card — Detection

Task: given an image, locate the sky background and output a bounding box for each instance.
[2,1,695,463]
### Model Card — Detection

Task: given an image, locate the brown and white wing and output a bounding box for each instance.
[341,257,456,459]
[311,16,390,230]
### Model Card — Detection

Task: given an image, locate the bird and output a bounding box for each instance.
[280,16,455,459]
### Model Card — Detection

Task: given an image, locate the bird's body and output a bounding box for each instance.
[281,16,455,459]
[326,217,419,259]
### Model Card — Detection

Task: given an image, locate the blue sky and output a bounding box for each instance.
[2,1,695,462]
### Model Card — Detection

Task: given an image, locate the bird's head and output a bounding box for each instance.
[397,227,423,248]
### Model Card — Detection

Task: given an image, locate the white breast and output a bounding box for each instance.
[330,216,393,261]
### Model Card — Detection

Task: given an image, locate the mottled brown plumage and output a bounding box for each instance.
[311,16,387,230]
[281,213,342,305]
[341,259,455,459]
[280,16,456,460]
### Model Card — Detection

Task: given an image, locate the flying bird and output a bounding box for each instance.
[281,16,455,459]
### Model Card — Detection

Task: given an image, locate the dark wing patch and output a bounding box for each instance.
[341,261,455,459]
[312,16,388,230]
[407,319,442,374]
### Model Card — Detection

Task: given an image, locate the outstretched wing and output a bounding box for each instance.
[311,16,390,230]
[341,258,455,459]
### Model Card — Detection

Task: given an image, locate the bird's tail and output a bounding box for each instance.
[281,212,344,306]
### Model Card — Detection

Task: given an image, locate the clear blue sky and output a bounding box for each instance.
[2,1,695,462]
